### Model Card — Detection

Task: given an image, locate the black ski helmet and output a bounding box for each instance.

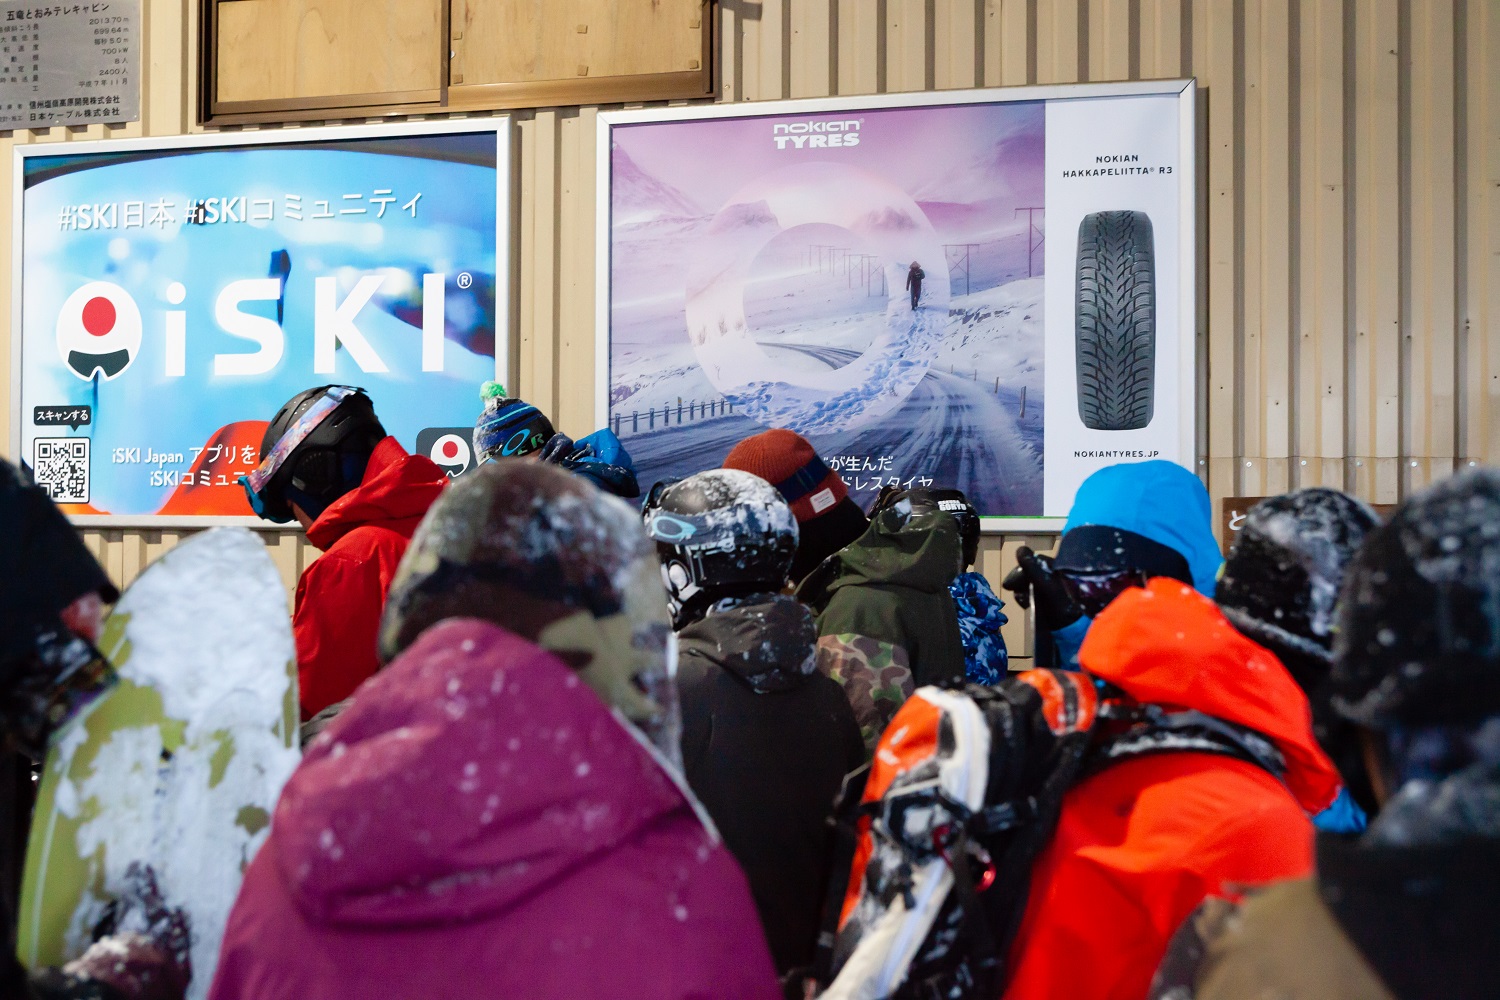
[1331,468,1500,729]
[1216,488,1380,690]
[247,385,385,523]
[871,486,981,568]
[643,469,798,628]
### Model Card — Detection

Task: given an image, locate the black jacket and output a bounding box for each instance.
[676,594,864,975]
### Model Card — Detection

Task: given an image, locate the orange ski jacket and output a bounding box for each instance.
[1003,579,1342,1000]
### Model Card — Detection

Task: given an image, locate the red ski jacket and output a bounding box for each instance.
[293,436,446,719]
[1003,579,1342,1000]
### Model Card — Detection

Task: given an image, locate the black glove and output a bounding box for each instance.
[539,433,578,463]
[1001,546,1083,633]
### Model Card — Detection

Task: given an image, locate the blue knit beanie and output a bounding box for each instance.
[472,382,555,462]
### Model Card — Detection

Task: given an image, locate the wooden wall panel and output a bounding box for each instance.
[0,0,1495,660]
[216,0,442,102]
[453,0,705,86]
[452,0,703,87]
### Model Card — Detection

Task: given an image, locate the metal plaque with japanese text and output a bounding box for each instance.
[0,0,139,131]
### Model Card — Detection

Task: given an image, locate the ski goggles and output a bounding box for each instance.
[1056,566,1149,618]
[238,386,356,521]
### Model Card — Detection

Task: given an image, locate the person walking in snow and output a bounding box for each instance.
[210,461,781,1000]
[905,260,925,310]
[644,470,863,980]
[240,385,447,722]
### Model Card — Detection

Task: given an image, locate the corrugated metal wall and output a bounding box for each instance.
[1,1,1496,659]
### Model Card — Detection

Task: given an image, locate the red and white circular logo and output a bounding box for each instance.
[56,281,142,382]
[427,432,472,477]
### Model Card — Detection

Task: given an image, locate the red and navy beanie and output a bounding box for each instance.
[723,428,868,581]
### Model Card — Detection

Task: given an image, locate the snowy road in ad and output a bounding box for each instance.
[625,339,1043,513]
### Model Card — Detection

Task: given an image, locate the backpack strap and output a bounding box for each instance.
[1088,702,1288,784]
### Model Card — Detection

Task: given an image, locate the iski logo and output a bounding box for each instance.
[54,273,452,383]
[56,281,143,381]
[416,426,474,478]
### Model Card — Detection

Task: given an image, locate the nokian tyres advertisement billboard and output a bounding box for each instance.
[12,120,509,526]
[596,80,1195,529]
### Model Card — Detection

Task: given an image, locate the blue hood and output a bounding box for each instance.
[1063,460,1223,596]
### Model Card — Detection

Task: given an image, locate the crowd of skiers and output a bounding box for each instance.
[1,379,1496,999]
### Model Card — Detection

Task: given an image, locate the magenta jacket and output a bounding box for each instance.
[209,618,780,1000]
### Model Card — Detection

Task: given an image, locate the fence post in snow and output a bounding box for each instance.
[1020,386,1027,419]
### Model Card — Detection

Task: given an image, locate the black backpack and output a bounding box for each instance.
[808,672,1286,1000]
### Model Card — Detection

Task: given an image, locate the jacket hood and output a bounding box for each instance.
[676,594,817,694]
[306,437,447,551]
[826,505,961,596]
[1064,460,1223,596]
[274,618,696,928]
[1080,578,1342,814]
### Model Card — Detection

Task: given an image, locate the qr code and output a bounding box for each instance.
[33,438,89,504]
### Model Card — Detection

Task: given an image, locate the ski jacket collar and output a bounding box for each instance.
[1080,577,1342,813]
[825,506,962,596]
[1063,460,1223,597]
[306,437,447,552]
[274,618,695,927]
[676,593,817,694]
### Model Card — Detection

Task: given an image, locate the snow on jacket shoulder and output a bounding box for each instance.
[209,618,781,1000]
[1003,578,1341,1000]
[293,436,446,720]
